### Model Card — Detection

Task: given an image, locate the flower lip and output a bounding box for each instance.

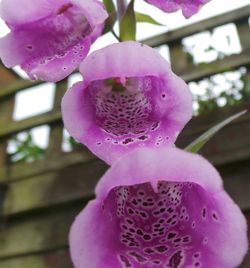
[62,41,193,164]
[80,42,170,82]
[69,147,248,268]
[0,0,108,82]
[95,147,223,199]
[144,0,211,18]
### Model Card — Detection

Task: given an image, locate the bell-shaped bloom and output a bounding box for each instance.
[145,0,211,18]
[70,148,248,268]
[0,0,108,82]
[62,41,192,164]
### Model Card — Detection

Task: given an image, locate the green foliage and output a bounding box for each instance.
[9,132,45,163]
[194,69,249,115]
[185,110,247,153]
[135,12,163,26]
[68,136,82,150]
[120,0,136,41]
[103,0,117,34]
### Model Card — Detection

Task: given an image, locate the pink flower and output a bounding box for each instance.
[145,0,211,18]
[0,0,108,82]
[62,41,192,164]
[69,147,248,268]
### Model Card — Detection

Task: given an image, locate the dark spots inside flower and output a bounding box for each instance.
[140,212,148,218]
[212,212,219,221]
[122,224,128,230]
[105,182,221,267]
[126,219,134,225]
[167,207,174,213]
[138,191,145,196]
[167,251,183,268]
[173,238,181,243]
[131,199,138,206]
[182,236,191,244]
[138,135,148,141]
[194,262,201,267]
[129,252,147,262]
[57,3,73,14]
[153,260,161,265]
[89,76,164,142]
[143,234,151,241]
[202,207,207,219]
[167,232,177,239]
[26,45,33,50]
[127,208,135,215]
[193,252,200,258]
[144,247,155,254]
[136,229,144,236]
[119,255,132,267]
[123,138,134,145]
[203,237,208,244]
[160,208,166,213]
[129,228,136,233]
[155,245,168,253]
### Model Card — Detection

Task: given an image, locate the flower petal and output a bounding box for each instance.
[0,0,74,25]
[95,147,222,199]
[73,0,109,28]
[80,41,170,82]
[70,148,248,268]
[62,41,192,164]
[0,0,108,82]
[69,200,123,268]
[144,0,211,18]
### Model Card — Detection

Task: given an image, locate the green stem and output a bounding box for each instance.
[111,29,122,42]
[116,0,127,21]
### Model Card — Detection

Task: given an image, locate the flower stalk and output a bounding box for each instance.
[116,0,128,21]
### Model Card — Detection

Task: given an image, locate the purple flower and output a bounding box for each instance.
[69,147,248,268]
[0,0,108,82]
[144,0,211,18]
[62,41,192,164]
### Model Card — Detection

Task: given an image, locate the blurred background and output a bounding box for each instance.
[0,0,249,267]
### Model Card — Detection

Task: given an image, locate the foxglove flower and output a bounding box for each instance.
[69,148,248,268]
[0,0,108,82]
[145,0,211,18]
[62,41,192,164]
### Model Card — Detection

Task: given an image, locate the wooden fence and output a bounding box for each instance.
[0,5,249,267]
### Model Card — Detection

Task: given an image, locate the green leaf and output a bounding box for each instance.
[103,0,117,34]
[185,110,247,153]
[9,132,45,163]
[135,12,163,26]
[120,0,136,41]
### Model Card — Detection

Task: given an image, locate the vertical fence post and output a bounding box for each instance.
[236,18,250,96]
[168,40,190,75]
[46,80,67,158]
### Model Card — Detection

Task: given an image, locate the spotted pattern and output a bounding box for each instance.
[103,181,221,268]
[21,4,91,76]
[88,76,168,145]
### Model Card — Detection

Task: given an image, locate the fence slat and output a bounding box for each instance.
[3,160,107,216]
[143,5,250,47]
[0,250,72,268]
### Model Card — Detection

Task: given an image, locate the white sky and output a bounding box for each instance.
[0,0,249,151]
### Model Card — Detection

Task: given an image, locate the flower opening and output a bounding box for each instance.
[0,0,108,82]
[69,148,248,268]
[62,42,193,164]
